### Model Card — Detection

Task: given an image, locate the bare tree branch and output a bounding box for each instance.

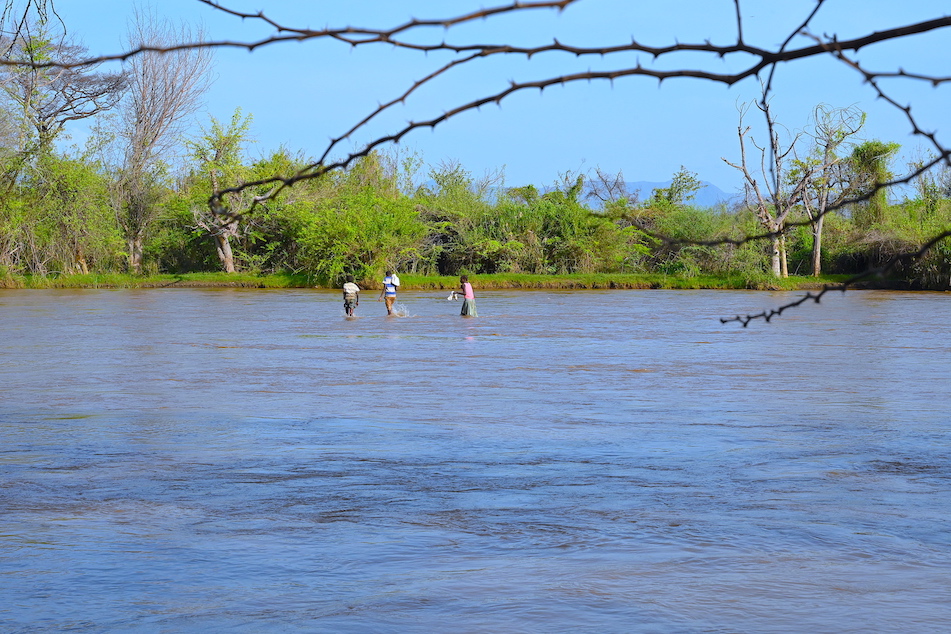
[1,0,62,55]
[116,7,213,273]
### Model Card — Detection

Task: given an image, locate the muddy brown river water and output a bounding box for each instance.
[1,288,949,632]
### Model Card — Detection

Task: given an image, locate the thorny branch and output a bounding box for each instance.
[1,0,61,54]
[3,0,951,324]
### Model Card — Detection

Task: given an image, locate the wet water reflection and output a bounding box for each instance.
[1,288,950,631]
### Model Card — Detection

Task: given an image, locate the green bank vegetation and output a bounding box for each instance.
[0,270,859,291]
[2,141,949,291]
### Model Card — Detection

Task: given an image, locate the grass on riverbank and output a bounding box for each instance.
[1,271,855,291]
[395,273,851,291]
[0,271,314,289]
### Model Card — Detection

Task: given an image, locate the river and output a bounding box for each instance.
[1,288,949,632]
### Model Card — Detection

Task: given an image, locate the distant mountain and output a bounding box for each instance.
[424,178,742,208]
[606,181,741,208]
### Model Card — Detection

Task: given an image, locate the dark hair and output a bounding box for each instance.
[386,270,393,276]
[346,275,354,282]
[460,275,468,283]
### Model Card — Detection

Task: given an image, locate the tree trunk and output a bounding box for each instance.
[811,215,824,277]
[75,247,89,275]
[128,235,144,274]
[779,235,789,278]
[215,234,235,273]
[770,236,782,277]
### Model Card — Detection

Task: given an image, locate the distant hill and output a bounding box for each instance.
[424,178,742,208]
[601,181,742,208]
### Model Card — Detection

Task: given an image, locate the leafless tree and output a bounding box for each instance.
[0,16,124,193]
[796,104,866,277]
[115,8,212,273]
[1,0,56,52]
[0,34,125,146]
[587,168,637,208]
[724,97,809,278]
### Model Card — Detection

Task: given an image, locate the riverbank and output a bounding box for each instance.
[0,271,866,291]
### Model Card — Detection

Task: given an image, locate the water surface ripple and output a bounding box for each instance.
[1,288,949,632]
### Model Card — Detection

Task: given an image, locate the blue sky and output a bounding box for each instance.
[53,0,950,196]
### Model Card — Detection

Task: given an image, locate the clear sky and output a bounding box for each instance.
[51,0,951,195]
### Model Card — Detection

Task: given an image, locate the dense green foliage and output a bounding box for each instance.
[2,143,950,289]
[1,69,950,291]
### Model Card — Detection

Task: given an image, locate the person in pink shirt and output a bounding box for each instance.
[458,275,477,317]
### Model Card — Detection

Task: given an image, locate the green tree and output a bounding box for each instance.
[849,139,900,229]
[649,166,702,208]
[416,160,494,274]
[0,151,119,274]
[294,153,427,282]
[38,153,121,273]
[187,109,253,273]
[908,154,951,221]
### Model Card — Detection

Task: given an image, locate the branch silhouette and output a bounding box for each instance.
[195,6,950,271]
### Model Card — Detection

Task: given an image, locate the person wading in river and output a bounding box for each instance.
[458,275,477,317]
[378,270,399,315]
[342,275,360,317]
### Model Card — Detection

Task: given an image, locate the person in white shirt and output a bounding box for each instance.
[342,275,360,317]
[378,270,400,315]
